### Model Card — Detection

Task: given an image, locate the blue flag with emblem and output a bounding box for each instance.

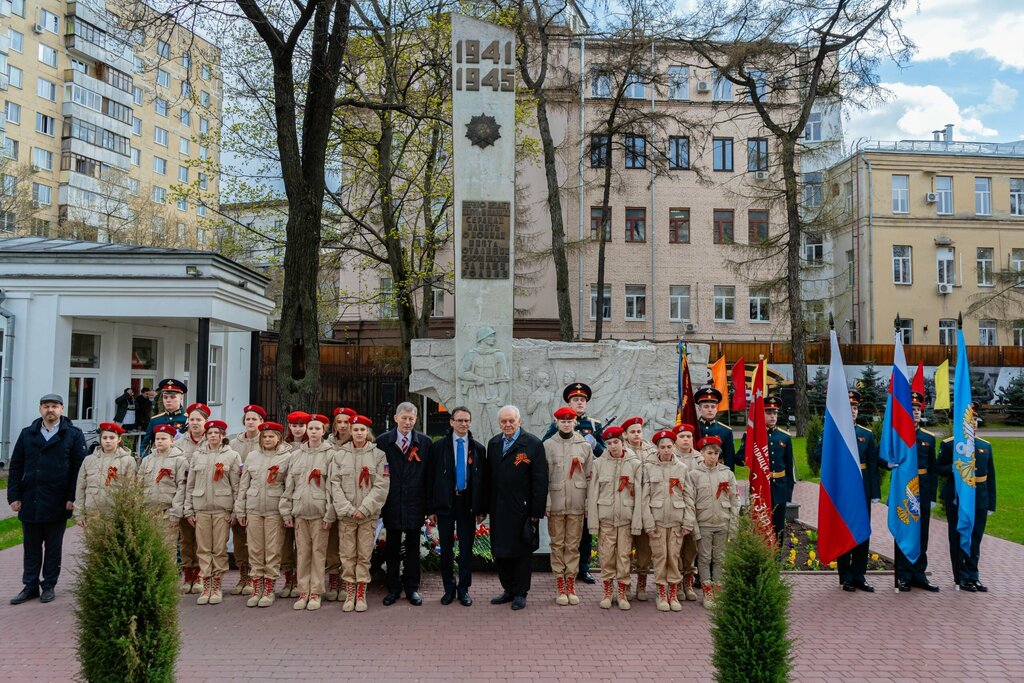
[952,327,976,555]
[879,329,921,564]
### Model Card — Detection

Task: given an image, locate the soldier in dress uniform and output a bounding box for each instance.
[739,396,795,542]
[937,403,996,593]
[142,378,188,453]
[694,387,737,470]
[542,382,604,584]
[894,392,940,592]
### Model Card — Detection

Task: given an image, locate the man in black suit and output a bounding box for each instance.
[427,406,486,606]
[377,401,433,606]
[485,405,548,610]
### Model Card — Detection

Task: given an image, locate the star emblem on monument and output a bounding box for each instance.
[466,113,501,149]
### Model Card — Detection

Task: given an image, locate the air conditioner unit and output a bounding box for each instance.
[32,23,44,34]
[696,80,711,93]
[925,192,938,203]
[684,323,698,333]
[937,283,952,295]
[754,171,769,181]
[30,199,40,208]
[30,164,40,172]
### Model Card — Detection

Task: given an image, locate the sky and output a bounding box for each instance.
[844,0,1024,144]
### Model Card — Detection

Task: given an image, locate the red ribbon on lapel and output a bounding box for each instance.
[266,465,279,484]
[716,481,731,499]
[669,477,683,495]
[308,468,321,487]
[155,467,172,483]
[105,466,118,486]
[213,462,225,482]
[358,466,370,488]
[618,476,633,495]
[407,445,421,463]
[513,453,531,467]
[569,457,582,478]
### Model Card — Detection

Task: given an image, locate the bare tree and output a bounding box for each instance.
[0,160,41,234]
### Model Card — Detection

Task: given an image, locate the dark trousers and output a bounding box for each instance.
[771,503,787,542]
[496,554,532,598]
[945,501,987,583]
[578,518,592,572]
[437,495,475,595]
[894,503,931,584]
[384,527,422,593]
[22,520,67,591]
[837,539,869,585]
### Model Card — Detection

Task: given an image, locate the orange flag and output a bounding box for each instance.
[710,356,728,411]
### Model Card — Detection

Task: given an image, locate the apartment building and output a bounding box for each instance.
[0,0,220,246]
[829,127,1024,346]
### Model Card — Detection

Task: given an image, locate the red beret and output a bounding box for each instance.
[243,404,267,419]
[351,415,373,427]
[287,411,311,425]
[602,425,624,441]
[674,423,695,435]
[204,419,228,432]
[652,429,676,444]
[333,407,357,419]
[308,414,331,426]
[98,422,125,435]
[696,436,723,450]
[153,424,177,437]
[186,402,211,418]
[621,416,644,430]
[553,406,577,420]
[258,421,284,433]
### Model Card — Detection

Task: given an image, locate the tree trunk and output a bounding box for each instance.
[594,148,614,342]
[781,140,808,435]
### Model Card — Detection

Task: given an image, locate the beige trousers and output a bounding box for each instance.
[151,506,179,557]
[247,514,283,579]
[295,518,329,595]
[339,518,376,585]
[681,532,698,578]
[598,521,633,584]
[179,517,198,568]
[231,522,248,566]
[650,524,685,586]
[195,511,231,578]
[280,526,296,571]
[326,526,341,574]
[548,513,585,578]
[633,531,652,575]
[697,526,729,582]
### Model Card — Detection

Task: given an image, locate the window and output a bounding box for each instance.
[199,145,208,160]
[157,39,171,59]
[37,44,57,67]
[198,173,208,190]
[979,319,996,346]
[625,207,646,242]
[130,147,140,166]
[624,135,645,168]
[132,117,141,135]
[668,136,689,170]
[102,67,132,94]
[180,109,191,126]
[177,222,186,240]
[977,247,994,286]
[892,245,912,285]
[32,182,51,205]
[937,246,955,286]
[746,70,768,101]
[714,286,735,322]
[11,0,22,18]
[2,138,18,160]
[207,345,222,403]
[128,178,140,196]
[5,101,20,125]
[748,210,769,242]
[154,127,168,146]
[804,112,822,142]
[892,174,909,213]
[200,91,210,106]
[749,289,770,322]
[624,73,645,99]
[669,208,689,243]
[156,69,169,88]
[201,64,211,80]
[8,29,23,53]
[8,66,22,89]
[938,319,957,346]
[590,206,611,241]
[35,113,55,136]
[975,177,992,215]
[713,137,733,171]
[590,284,611,321]
[1,175,15,196]
[590,70,611,98]
[153,156,167,174]
[176,197,187,211]
[669,285,690,321]
[1014,249,1024,287]
[624,285,646,321]
[178,165,188,182]
[103,99,132,125]
[713,209,734,244]
[668,66,689,100]
[712,70,732,101]
[179,138,190,155]
[0,211,14,232]
[152,186,166,204]
[66,84,102,112]
[133,55,144,73]
[39,8,59,33]
[69,332,100,369]
[803,172,823,207]
[199,117,209,134]
[935,175,952,214]
[847,250,855,286]
[31,147,52,171]
[1011,178,1024,216]
[182,53,191,71]
[593,135,606,167]
[428,286,444,317]
[803,234,824,265]
[747,138,768,172]
[133,87,143,105]
[898,318,913,345]
[197,204,206,217]
[36,78,57,101]
[155,97,168,116]
[375,277,394,318]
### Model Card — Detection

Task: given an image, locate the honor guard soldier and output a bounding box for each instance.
[739,396,795,541]
[938,403,996,593]
[694,387,737,471]
[543,382,604,584]
[894,392,940,592]
[142,378,188,453]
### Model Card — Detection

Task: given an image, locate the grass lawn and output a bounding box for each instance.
[0,518,76,551]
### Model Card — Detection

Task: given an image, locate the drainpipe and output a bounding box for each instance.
[649,41,657,340]
[577,37,586,339]
[865,158,875,343]
[0,290,14,465]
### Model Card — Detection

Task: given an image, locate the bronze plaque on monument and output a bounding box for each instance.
[461,200,510,279]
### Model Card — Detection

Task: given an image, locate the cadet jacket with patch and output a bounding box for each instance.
[645,457,696,532]
[545,432,594,516]
[689,462,739,532]
[229,432,260,464]
[279,441,335,522]
[74,448,138,521]
[587,453,646,534]
[139,445,187,519]
[176,434,206,461]
[235,446,291,517]
[183,444,242,517]
[327,442,390,522]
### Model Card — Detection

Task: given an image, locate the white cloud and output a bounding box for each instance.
[845,82,999,144]
[900,1,1024,70]
[965,80,1018,116]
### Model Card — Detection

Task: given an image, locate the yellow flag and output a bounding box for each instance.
[710,356,728,411]
[934,359,950,409]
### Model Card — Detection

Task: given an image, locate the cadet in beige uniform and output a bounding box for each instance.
[227,404,265,596]
[74,422,138,525]
[184,420,242,605]
[646,430,696,612]
[235,421,291,607]
[622,416,657,601]
[329,414,389,613]
[325,406,356,602]
[139,424,188,555]
[280,414,334,611]
[689,435,738,608]
[673,423,701,601]
[177,402,211,593]
[588,426,647,610]
[544,406,594,606]
[277,411,309,598]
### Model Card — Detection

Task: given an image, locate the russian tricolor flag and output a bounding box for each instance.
[817,330,872,564]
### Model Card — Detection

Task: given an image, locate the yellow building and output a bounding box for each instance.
[830,128,1024,346]
[0,0,220,246]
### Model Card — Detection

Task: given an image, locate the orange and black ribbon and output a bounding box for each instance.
[358,466,371,488]
[407,446,421,463]
[266,465,279,484]
[105,466,118,486]
[213,462,225,482]
[569,457,582,478]
[669,477,683,495]
[715,481,731,499]
[308,468,322,487]
[155,467,173,483]
[618,476,634,495]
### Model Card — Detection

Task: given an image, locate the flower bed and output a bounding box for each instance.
[783,520,893,572]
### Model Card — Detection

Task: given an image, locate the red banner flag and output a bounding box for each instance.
[911,361,925,396]
[675,342,699,429]
[746,359,774,545]
[731,358,747,411]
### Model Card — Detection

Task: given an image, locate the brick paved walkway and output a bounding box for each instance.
[0,490,1020,682]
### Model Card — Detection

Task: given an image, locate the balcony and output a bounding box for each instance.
[64,68,133,107]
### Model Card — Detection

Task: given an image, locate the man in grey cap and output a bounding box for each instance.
[7,394,87,604]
